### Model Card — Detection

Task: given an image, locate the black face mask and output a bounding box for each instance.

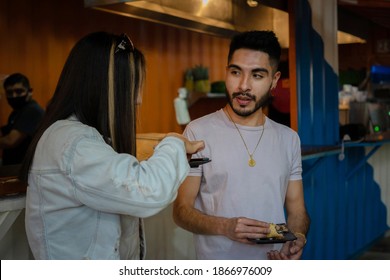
[7,95,29,110]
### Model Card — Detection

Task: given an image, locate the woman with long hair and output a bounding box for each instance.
[20,32,204,259]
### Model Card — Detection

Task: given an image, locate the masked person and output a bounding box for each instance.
[0,73,44,165]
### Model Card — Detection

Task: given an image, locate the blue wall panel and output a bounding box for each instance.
[301,150,388,259]
[291,0,388,260]
[294,0,339,145]
[295,0,314,143]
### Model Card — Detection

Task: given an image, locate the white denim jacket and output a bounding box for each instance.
[25,116,189,259]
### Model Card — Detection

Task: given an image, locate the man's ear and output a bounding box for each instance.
[271,71,281,90]
[27,88,33,98]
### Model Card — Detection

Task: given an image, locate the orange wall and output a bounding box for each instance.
[0,0,230,133]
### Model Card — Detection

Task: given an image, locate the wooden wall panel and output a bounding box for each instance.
[0,0,230,134]
[338,43,370,71]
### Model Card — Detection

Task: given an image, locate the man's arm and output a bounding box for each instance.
[0,129,26,149]
[285,179,310,237]
[173,176,270,243]
[267,179,310,260]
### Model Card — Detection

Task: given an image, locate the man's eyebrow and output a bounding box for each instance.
[251,68,269,74]
[227,64,241,70]
[227,64,269,74]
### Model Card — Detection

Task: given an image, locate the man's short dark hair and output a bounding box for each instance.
[3,73,31,90]
[228,30,281,70]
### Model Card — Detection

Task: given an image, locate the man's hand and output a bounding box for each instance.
[225,217,270,244]
[267,237,305,260]
[0,129,26,149]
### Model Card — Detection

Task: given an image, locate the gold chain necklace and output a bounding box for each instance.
[225,108,265,167]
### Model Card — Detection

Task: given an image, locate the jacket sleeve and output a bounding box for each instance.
[68,136,189,218]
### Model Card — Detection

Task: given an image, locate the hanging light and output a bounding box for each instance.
[247,0,258,8]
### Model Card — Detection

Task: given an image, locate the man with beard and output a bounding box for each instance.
[0,73,44,165]
[173,30,310,260]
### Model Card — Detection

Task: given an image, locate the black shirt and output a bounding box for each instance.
[1,100,44,165]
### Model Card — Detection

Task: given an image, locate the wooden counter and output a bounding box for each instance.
[0,165,25,197]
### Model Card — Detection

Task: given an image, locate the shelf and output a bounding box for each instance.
[302,145,341,160]
[301,137,390,180]
[187,94,227,121]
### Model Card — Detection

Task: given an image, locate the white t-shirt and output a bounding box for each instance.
[183,109,302,259]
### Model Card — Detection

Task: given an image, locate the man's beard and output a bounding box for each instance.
[226,85,273,117]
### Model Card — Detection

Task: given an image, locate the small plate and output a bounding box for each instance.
[248,223,297,244]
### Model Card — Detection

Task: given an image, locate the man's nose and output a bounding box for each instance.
[238,75,251,92]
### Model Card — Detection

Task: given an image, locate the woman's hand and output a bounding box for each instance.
[166,133,205,157]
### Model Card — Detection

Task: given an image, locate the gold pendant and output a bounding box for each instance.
[248,157,256,167]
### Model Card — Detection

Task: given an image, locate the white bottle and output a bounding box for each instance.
[174,88,191,125]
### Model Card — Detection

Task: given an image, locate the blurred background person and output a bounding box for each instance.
[0,73,44,165]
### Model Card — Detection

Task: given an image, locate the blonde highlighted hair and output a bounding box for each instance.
[20,32,146,182]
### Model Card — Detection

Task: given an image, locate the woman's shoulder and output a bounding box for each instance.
[46,117,103,143]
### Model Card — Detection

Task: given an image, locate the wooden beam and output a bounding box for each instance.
[288,0,298,131]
